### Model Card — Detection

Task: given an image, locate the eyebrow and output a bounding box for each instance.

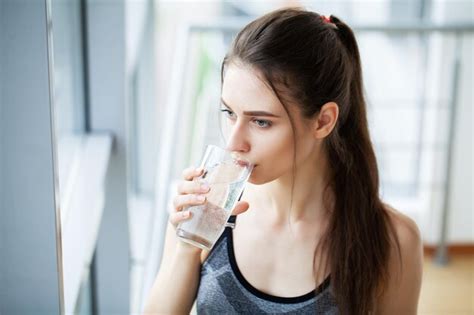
[220,98,280,118]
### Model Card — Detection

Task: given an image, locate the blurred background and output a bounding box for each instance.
[0,0,472,314]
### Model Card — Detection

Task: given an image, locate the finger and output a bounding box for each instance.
[231,201,250,216]
[169,210,193,227]
[182,166,204,181]
[172,194,207,212]
[177,180,210,195]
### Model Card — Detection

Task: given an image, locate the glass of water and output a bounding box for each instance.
[176,145,254,250]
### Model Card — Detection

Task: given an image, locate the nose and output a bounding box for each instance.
[225,121,250,153]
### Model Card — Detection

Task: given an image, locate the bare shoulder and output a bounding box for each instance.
[382,202,423,275]
[376,203,424,314]
[383,203,422,246]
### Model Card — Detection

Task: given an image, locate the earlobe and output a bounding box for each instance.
[313,102,339,139]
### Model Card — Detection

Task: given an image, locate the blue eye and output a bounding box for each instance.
[220,109,272,129]
[253,119,272,128]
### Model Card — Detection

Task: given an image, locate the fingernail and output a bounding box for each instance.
[196,195,206,202]
[182,211,190,218]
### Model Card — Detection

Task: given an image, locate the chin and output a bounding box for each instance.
[248,177,263,185]
[247,167,275,185]
[247,168,262,185]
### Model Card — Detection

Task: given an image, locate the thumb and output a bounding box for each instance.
[231,201,249,216]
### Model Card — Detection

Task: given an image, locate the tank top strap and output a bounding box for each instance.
[224,189,243,229]
[227,215,237,224]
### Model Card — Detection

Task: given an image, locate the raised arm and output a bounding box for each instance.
[142,167,208,314]
[142,221,203,314]
[142,166,250,314]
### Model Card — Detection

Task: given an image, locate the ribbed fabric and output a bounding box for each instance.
[196,216,339,314]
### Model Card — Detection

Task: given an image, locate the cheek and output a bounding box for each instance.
[249,128,294,183]
[254,128,292,161]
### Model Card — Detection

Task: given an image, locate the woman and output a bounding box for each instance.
[143,7,423,315]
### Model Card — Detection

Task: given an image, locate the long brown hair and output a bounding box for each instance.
[220,7,402,314]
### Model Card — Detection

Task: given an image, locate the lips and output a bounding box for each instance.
[229,152,257,169]
[235,159,251,167]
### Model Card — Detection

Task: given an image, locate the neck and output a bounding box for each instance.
[248,145,334,229]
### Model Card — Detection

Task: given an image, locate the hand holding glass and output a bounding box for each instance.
[176,145,253,250]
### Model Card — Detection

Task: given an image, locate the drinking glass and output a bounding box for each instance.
[176,145,253,250]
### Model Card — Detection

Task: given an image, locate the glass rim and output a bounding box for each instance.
[205,144,254,169]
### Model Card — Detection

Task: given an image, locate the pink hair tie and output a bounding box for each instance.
[321,15,338,29]
[321,15,331,24]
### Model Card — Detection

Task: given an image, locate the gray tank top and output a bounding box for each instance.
[196,215,339,314]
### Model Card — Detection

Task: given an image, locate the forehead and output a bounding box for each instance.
[221,63,285,114]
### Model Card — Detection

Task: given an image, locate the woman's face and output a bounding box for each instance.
[220,63,317,185]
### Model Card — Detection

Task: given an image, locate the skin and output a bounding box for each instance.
[218,62,423,313]
[142,62,423,314]
[220,62,338,228]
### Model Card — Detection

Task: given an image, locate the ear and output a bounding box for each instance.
[312,102,339,139]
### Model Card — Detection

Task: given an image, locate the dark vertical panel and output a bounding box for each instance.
[0,0,63,314]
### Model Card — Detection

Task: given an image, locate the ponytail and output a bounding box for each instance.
[321,15,402,315]
[330,15,365,131]
[224,9,402,315]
